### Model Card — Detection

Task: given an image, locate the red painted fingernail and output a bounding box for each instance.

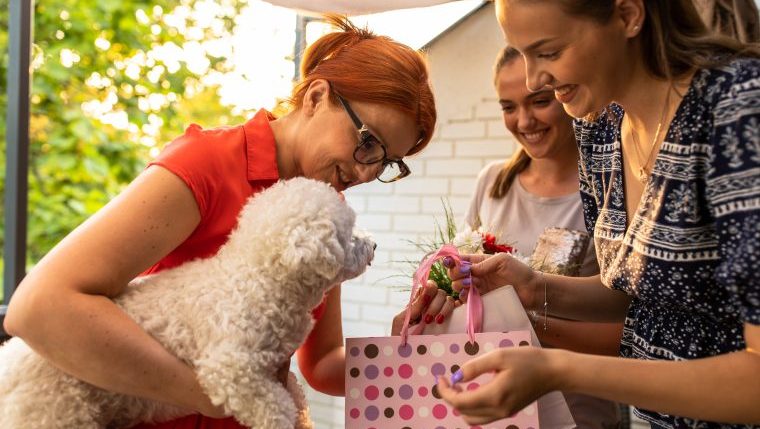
[436,314,445,324]
[424,314,434,324]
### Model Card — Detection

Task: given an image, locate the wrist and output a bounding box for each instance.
[543,348,576,392]
[527,269,545,312]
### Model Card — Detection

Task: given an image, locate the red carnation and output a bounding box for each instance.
[480,232,513,255]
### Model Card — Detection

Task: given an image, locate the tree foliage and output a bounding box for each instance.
[0,0,250,286]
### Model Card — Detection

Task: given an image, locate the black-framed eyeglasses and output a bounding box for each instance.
[336,94,411,183]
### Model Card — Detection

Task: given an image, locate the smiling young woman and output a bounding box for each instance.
[436,1,760,428]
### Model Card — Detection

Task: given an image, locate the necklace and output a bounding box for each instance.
[628,87,672,183]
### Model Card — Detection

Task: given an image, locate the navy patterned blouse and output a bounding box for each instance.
[574,57,760,429]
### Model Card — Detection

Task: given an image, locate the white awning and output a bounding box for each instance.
[263,0,461,15]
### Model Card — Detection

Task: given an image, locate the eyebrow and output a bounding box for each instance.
[499,89,554,105]
[522,37,558,54]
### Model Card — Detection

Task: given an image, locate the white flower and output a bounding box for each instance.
[452,228,484,254]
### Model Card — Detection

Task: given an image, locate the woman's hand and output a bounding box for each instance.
[445,253,540,310]
[436,347,563,425]
[391,280,460,335]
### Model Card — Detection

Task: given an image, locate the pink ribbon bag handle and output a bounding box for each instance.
[400,244,483,346]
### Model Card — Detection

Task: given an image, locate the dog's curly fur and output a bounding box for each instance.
[0,177,375,429]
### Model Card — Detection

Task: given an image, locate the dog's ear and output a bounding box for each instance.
[280,218,346,282]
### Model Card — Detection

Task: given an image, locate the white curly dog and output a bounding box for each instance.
[0,177,375,429]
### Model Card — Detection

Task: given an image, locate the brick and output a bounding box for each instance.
[389,289,415,308]
[341,302,361,320]
[355,213,391,231]
[344,180,394,196]
[370,231,413,251]
[370,249,391,265]
[451,177,477,196]
[454,139,512,158]
[366,195,420,214]
[486,118,511,138]
[422,196,471,216]
[394,177,449,195]
[343,321,386,337]
[447,105,475,121]
[416,140,453,158]
[393,214,437,232]
[404,158,425,176]
[362,303,402,324]
[361,266,407,288]
[439,120,486,140]
[341,283,388,304]
[390,249,426,266]
[475,99,502,120]
[484,157,511,167]
[344,194,367,211]
[426,159,483,177]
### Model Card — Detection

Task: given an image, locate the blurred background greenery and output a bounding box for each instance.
[0,0,265,299]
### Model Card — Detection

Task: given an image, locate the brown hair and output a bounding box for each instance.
[288,14,436,155]
[501,0,760,82]
[490,46,532,199]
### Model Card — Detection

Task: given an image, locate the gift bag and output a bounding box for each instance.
[422,287,576,429]
[346,245,543,429]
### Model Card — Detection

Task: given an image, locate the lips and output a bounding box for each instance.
[554,84,578,104]
[520,129,548,144]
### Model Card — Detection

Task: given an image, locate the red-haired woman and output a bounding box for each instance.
[3,15,436,429]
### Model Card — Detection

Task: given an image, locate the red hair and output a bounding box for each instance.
[290,14,436,156]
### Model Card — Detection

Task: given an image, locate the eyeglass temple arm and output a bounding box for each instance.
[336,95,364,129]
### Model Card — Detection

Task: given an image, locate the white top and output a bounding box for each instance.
[464,160,599,276]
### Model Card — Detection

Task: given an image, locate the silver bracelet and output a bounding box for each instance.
[539,271,548,332]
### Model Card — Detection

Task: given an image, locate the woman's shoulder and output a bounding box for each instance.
[470,160,506,196]
[479,160,506,180]
[693,56,760,105]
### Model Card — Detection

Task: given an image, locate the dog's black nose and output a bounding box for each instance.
[373,243,377,250]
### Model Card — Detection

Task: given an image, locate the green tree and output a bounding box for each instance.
[0,0,251,297]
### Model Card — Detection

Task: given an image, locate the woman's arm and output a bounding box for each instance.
[4,166,223,417]
[439,323,760,425]
[559,323,760,422]
[296,285,346,396]
[532,315,623,356]
[449,253,631,322]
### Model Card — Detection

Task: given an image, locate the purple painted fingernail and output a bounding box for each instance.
[450,369,464,385]
[443,256,454,268]
[459,263,471,274]
[462,277,472,286]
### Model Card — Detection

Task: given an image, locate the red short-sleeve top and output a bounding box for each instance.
[130,110,323,429]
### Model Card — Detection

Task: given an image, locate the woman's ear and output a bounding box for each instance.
[615,0,645,37]
[302,79,332,118]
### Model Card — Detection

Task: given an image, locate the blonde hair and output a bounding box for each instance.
[489,46,532,199]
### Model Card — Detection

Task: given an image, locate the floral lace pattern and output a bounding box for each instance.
[574,58,760,429]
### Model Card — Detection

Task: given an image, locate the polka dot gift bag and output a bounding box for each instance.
[346,245,571,429]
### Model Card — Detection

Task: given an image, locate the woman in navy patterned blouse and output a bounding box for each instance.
[436,1,760,428]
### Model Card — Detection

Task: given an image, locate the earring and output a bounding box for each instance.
[633,24,640,32]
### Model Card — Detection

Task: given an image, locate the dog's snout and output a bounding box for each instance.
[373,242,377,251]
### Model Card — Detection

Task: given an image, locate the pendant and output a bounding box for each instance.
[638,167,648,183]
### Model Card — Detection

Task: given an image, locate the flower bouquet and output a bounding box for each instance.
[402,200,521,298]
